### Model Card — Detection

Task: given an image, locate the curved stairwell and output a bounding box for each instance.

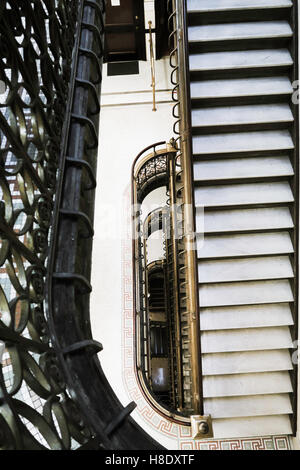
[187,0,298,438]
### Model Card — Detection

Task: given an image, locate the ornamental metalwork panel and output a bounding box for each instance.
[136,154,167,201]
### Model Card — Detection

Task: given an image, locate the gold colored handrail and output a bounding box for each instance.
[148,21,157,112]
[170,0,203,414]
[131,142,190,424]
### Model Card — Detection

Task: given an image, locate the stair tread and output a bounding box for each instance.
[187,1,295,434]
[201,326,293,353]
[199,279,294,307]
[196,207,294,234]
[193,130,294,155]
[204,394,292,419]
[211,415,292,438]
[193,156,293,181]
[192,104,293,128]
[194,181,294,207]
[187,0,292,13]
[200,303,294,331]
[203,371,293,397]
[197,232,294,259]
[202,349,293,375]
[188,21,292,43]
[191,76,293,100]
[189,49,293,72]
[198,255,294,284]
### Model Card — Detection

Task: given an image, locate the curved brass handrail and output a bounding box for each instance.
[148,20,157,112]
[131,142,191,424]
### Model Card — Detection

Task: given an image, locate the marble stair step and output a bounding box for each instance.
[200,303,293,331]
[187,0,292,13]
[188,21,292,43]
[204,394,292,419]
[199,279,294,307]
[202,349,293,375]
[203,371,293,398]
[193,156,293,182]
[201,326,293,353]
[196,207,294,234]
[198,255,293,284]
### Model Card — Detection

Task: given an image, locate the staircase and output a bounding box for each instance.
[186,0,298,438]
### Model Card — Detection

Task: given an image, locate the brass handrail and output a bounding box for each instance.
[131,142,190,424]
[148,21,157,112]
[169,0,203,414]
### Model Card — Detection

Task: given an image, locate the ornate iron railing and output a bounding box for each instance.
[168,0,203,414]
[0,0,162,450]
[135,156,168,204]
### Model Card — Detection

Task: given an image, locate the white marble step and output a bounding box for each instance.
[198,256,293,284]
[203,371,293,397]
[192,104,293,128]
[197,232,294,259]
[191,76,293,100]
[202,349,293,375]
[188,21,292,43]
[199,279,294,307]
[187,0,292,13]
[200,303,293,331]
[197,207,294,234]
[201,326,293,353]
[193,156,293,182]
[212,415,292,438]
[194,181,294,208]
[189,49,293,72]
[193,130,294,155]
[204,394,292,419]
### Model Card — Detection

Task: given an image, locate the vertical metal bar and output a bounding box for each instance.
[143,235,152,382]
[167,149,184,411]
[172,0,203,414]
[148,21,157,112]
[163,259,176,408]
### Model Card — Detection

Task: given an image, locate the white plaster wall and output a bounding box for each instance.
[90,82,176,448]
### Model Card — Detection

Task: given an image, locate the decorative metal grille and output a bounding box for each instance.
[136,154,167,201]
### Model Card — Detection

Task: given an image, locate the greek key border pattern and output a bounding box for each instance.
[121,185,291,451]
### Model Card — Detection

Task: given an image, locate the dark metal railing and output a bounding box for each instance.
[132,141,192,424]
[0,0,162,450]
[168,0,203,414]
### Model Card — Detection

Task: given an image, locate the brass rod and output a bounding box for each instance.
[172,0,203,414]
[168,149,184,410]
[148,21,157,112]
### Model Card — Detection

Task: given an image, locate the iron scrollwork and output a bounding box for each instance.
[136,154,168,202]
